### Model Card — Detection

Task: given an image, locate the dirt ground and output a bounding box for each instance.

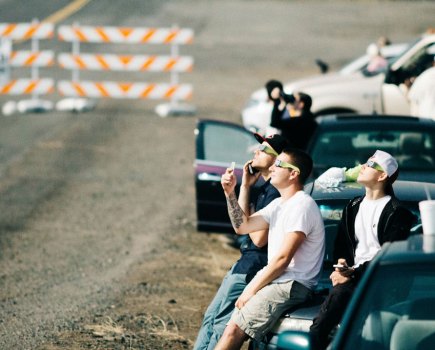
[1,1,434,349]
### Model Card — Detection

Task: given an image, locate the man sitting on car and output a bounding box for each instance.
[309,150,416,350]
[215,148,325,350]
[193,133,288,350]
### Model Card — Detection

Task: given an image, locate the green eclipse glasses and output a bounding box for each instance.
[274,159,300,173]
[366,159,384,172]
[258,144,278,156]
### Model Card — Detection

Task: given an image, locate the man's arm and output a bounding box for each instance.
[226,192,268,234]
[237,165,269,247]
[235,231,306,309]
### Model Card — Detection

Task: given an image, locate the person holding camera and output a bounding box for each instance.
[266,80,317,150]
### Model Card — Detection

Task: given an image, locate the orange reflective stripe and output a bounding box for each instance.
[96,27,110,42]
[2,23,17,36]
[164,58,177,71]
[1,80,16,94]
[72,82,86,96]
[24,25,38,39]
[141,56,156,70]
[119,27,133,38]
[95,55,110,70]
[95,82,109,96]
[74,28,87,41]
[24,81,37,94]
[141,28,156,42]
[164,86,177,98]
[119,83,132,93]
[119,56,133,66]
[164,31,177,44]
[74,55,87,69]
[25,53,38,65]
[140,84,155,98]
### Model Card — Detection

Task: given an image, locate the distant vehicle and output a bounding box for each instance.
[306,115,435,182]
[276,234,435,350]
[241,43,408,134]
[242,33,435,134]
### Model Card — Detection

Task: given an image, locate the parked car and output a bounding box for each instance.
[306,115,435,182]
[242,32,435,134]
[276,234,435,350]
[194,116,435,233]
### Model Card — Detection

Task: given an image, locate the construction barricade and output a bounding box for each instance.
[0,21,55,115]
[57,24,195,116]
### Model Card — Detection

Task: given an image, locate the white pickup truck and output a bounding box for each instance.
[242,33,435,134]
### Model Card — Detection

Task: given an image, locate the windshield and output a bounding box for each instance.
[311,129,435,171]
[341,263,435,350]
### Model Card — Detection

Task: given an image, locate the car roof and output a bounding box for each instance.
[377,234,435,265]
[315,114,435,128]
[306,180,435,202]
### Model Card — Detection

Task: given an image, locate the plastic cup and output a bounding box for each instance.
[419,200,435,235]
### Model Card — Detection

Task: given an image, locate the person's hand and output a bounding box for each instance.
[331,258,354,286]
[241,161,261,187]
[235,289,255,309]
[221,167,237,196]
[330,270,350,286]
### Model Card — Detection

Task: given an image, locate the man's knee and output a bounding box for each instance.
[223,321,247,340]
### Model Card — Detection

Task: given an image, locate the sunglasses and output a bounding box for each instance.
[274,159,300,173]
[257,144,278,156]
[365,159,384,172]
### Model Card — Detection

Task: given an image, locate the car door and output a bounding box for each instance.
[195,119,258,233]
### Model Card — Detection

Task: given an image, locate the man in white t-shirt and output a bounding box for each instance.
[309,150,415,350]
[215,148,325,350]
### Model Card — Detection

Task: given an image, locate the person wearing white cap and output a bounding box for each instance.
[309,150,416,350]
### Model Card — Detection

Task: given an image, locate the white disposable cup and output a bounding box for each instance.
[419,200,435,235]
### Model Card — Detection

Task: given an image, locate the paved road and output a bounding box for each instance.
[0,1,434,348]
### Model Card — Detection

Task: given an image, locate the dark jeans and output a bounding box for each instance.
[309,281,356,350]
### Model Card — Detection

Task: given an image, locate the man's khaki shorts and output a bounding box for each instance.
[230,280,312,341]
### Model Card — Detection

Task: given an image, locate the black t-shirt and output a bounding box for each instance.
[270,103,317,150]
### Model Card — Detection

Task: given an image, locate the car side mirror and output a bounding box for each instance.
[277,330,312,350]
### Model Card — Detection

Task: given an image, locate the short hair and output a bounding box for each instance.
[282,147,313,184]
[298,92,312,111]
[265,79,283,99]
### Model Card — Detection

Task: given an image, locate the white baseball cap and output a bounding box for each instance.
[371,150,398,177]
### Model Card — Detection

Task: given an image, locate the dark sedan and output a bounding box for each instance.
[195,116,435,234]
[277,234,435,350]
[307,115,435,181]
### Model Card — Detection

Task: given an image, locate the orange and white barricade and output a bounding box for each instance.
[57,24,195,116]
[0,21,54,115]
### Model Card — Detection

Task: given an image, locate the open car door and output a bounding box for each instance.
[195,119,258,233]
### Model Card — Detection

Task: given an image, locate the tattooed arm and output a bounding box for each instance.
[221,167,268,233]
[226,191,246,229]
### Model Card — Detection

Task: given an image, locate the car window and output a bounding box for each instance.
[199,122,257,166]
[311,130,435,171]
[341,263,435,350]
